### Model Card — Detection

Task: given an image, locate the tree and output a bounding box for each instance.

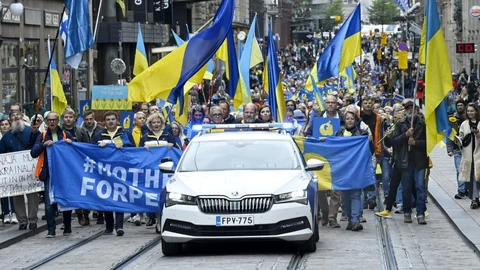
[367,0,400,25]
[323,0,344,31]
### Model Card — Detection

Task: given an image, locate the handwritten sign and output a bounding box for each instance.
[0,151,43,198]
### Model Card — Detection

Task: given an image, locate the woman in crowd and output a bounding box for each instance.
[258,105,274,123]
[0,116,17,225]
[335,110,370,231]
[459,103,480,209]
[184,105,205,139]
[284,108,302,136]
[171,121,187,150]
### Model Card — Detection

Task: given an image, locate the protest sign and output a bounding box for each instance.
[312,117,340,138]
[0,150,43,198]
[47,142,182,213]
[92,85,131,110]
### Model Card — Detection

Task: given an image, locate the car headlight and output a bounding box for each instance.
[165,192,197,207]
[274,190,307,204]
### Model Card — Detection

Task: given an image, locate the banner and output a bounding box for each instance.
[312,117,340,138]
[294,136,375,191]
[47,141,183,213]
[92,85,131,110]
[120,112,135,132]
[0,150,43,198]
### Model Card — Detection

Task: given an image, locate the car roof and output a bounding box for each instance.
[191,131,293,142]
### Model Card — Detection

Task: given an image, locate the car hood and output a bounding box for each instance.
[167,170,311,197]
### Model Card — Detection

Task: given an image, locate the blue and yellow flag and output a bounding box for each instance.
[48,42,68,115]
[128,0,234,115]
[424,0,454,154]
[216,29,248,110]
[316,4,361,83]
[264,26,286,122]
[305,63,324,91]
[133,23,148,76]
[340,65,357,89]
[294,136,375,191]
[310,75,326,112]
[239,14,263,101]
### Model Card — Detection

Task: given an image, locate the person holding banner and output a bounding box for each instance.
[91,111,135,236]
[335,110,370,231]
[30,111,74,237]
[140,112,177,227]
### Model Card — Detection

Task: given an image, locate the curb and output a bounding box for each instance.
[428,178,480,259]
[0,216,63,250]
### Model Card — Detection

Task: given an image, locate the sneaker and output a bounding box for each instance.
[368,199,377,210]
[46,234,55,238]
[394,206,404,214]
[375,210,392,219]
[351,222,363,231]
[10,213,18,224]
[339,215,348,222]
[454,193,465,199]
[63,226,72,236]
[116,229,124,236]
[19,224,27,230]
[404,214,412,223]
[3,214,11,224]
[328,219,341,228]
[127,216,134,223]
[346,222,353,230]
[414,211,429,218]
[359,216,367,223]
[133,215,141,226]
[140,215,146,224]
[470,200,479,209]
[146,218,155,227]
[338,207,342,213]
[417,215,427,225]
[29,223,37,230]
[103,228,114,235]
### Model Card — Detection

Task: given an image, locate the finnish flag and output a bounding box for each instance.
[60,13,69,44]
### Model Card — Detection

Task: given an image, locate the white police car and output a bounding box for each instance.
[158,124,324,256]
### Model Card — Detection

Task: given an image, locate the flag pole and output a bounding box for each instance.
[47,35,53,110]
[35,6,66,115]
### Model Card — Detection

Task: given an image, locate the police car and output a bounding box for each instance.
[158,124,323,256]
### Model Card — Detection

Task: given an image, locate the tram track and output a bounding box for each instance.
[376,185,398,270]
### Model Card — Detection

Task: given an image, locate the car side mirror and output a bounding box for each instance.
[159,161,175,173]
[306,159,324,171]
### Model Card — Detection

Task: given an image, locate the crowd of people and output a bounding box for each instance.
[0,34,479,238]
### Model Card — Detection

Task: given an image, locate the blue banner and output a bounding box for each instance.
[120,112,135,132]
[294,136,375,191]
[47,141,183,213]
[382,98,394,107]
[312,117,340,138]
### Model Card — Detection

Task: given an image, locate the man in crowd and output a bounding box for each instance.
[237,103,265,124]
[62,108,91,226]
[91,111,135,236]
[304,95,344,137]
[31,112,74,237]
[82,110,103,141]
[0,111,40,230]
[219,99,235,124]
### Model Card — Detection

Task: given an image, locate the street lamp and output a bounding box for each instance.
[0,0,24,19]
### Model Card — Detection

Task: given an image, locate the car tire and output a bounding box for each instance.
[297,223,318,253]
[161,238,182,256]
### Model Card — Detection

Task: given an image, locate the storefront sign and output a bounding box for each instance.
[45,11,60,27]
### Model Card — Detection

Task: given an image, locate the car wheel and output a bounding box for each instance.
[155,222,161,234]
[161,238,182,256]
[297,223,318,253]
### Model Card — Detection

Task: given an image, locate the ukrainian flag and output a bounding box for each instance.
[216,29,247,110]
[133,23,148,76]
[424,0,454,154]
[316,4,361,83]
[310,75,326,112]
[264,26,286,122]
[294,136,375,190]
[340,65,357,89]
[48,44,67,115]
[305,63,324,91]
[239,14,263,103]
[128,0,234,116]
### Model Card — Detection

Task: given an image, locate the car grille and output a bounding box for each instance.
[198,196,273,214]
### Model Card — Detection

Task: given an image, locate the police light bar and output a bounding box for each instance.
[192,123,294,131]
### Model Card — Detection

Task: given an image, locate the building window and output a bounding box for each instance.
[1,40,19,110]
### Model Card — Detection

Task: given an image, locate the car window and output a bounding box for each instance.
[178,139,301,172]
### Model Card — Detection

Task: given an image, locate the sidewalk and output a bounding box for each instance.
[429,146,480,257]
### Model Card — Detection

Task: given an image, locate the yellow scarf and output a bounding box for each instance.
[132,126,142,147]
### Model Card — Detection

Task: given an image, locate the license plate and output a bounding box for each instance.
[216,216,254,226]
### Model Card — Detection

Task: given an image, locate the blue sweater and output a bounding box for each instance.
[0,126,36,153]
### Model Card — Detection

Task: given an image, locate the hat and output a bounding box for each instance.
[403,100,414,109]
[293,109,305,119]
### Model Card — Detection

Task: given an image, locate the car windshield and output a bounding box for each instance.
[178,139,302,172]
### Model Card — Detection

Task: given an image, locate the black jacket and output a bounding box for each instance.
[140,130,178,148]
[91,127,135,147]
[223,114,236,124]
[30,127,73,181]
[385,115,428,170]
[63,125,90,143]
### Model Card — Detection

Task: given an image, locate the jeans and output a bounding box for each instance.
[381,157,392,197]
[105,212,124,230]
[402,164,427,216]
[454,151,465,193]
[44,179,71,235]
[342,189,362,223]
[1,197,15,215]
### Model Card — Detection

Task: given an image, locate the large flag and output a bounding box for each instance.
[60,13,68,44]
[239,14,263,104]
[310,75,326,112]
[128,0,234,115]
[216,29,247,110]
[264,26,286,122]
[305,63,324,91]
[133,23,148,76]
[316,4,361,83]
[294,136,375,190]
[64,0,94,69]
[424,0,454,154]
[48,41,68,115]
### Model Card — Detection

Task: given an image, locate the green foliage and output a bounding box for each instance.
[367,0,400,24]
[323,0,344,30]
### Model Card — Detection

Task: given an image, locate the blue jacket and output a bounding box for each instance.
[0,126,37,153]
[140,130,178,148]
[91,127,135,147]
